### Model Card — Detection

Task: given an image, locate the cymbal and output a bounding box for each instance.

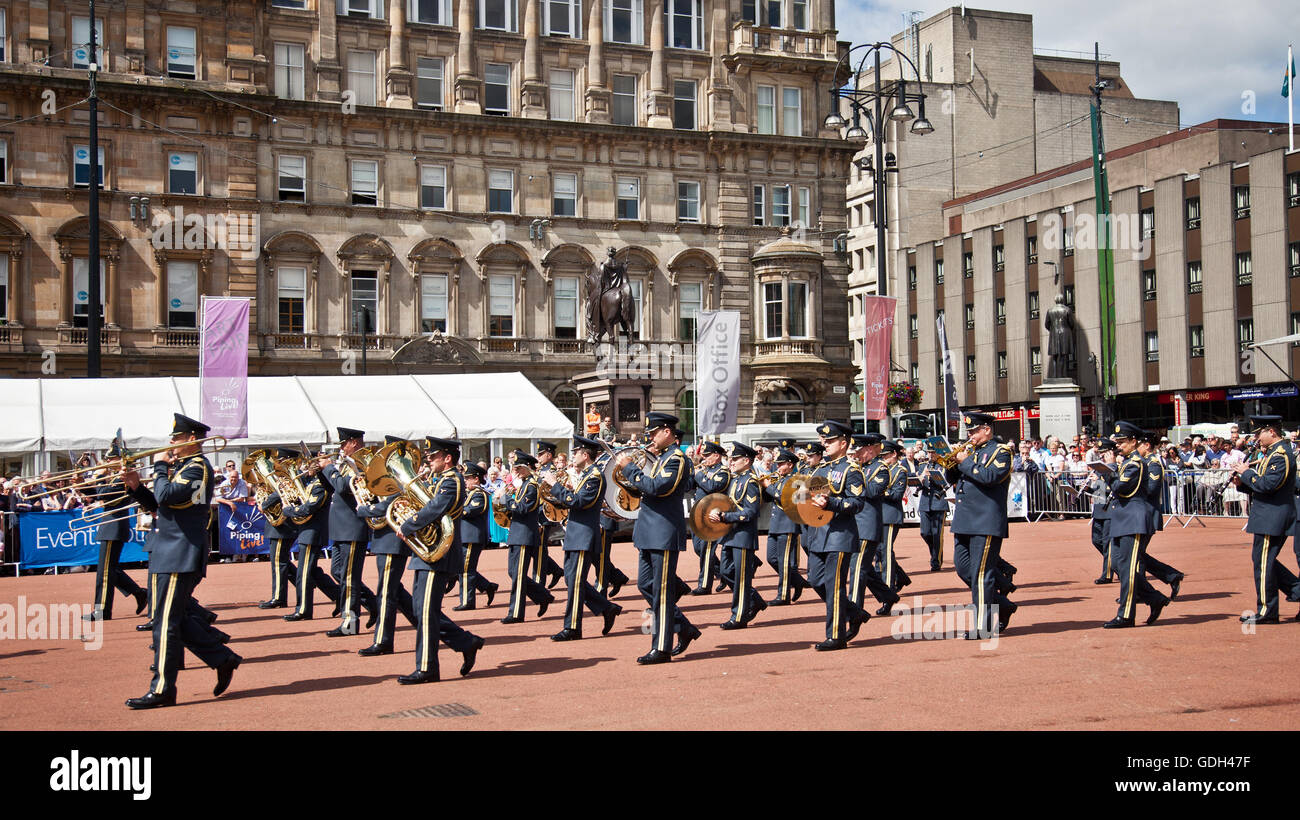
[689,492,735,541]
[780,474,833,527]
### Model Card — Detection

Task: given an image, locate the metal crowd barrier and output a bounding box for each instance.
[1020,471,1094,522]
[1015,467,1249,526]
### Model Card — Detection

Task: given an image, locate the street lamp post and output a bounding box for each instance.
[354,305,371,376]
[824,42,933,432]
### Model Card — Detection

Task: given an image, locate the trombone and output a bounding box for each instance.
[68,501,142,533]
[17,436,230,500]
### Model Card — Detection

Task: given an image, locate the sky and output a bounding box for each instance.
[837,0,1300,127]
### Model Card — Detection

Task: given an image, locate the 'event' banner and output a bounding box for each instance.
[216,501,268,555]
[861,295,897,421]
[18,511,148,569]
[695,310,741,436]
[200,296,250,438]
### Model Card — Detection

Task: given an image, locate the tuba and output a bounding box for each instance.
[372,441,455,564]
[242,448,294,527]
[338,447,386,531]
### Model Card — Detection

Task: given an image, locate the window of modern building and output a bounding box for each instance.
[1031,346,1041,375]
[909,314,917,339]
[997,351,1007,379]
[966,355,976,382]
[1063,226,1074,256]
[910,362,918,382]
[1187,261,1203,294]
[752,186,765,226]
[278,154,307,202]
[1236,252,1252,286]
[962,251,973,278]
[1290,242,1300,278]
[993,244,1004,271]
[167,261,199,328]
[616,177,639,220]
[350,160,378,205]
[488,169,514,213]
[907,266,917,291]
[673,79,697,129]
[1288,173,1300,208]
[480,0,518,31]
[277,266,306,333]
[935,258,944,285]
[782,87,801,136]
[73,144,104,188]
[347,51,377,107]
[1028,290,1039,319]
[772,185,791,226]
[484,63,511,115]
[964,303,974,330]
[666,0,703,49]
[995,297,1005,326]
[1026,235,1037,264]
[421,164,447,210]
[166,26,197,79]
[756,85,775,134]
[1238,318,1254,352]
[488,274,515,336]
[420,273,448,333]
[275,43,306,100]
[72,258,106,328]
[1234,185,1251,219]
[553,172,577,216]
[612,74,637,125]
[1140,208,1154,239]
[1063,284,1074,308]
[1186,196,1201,229]
[1144,331,1158,362]
[549,69,575,121]
[605,0,644,45]
[417,57,444,110]
[350,271,378,333]
[677,181,700,223]
[545,0,581,35]
[71,17,103,69]
[411,0,452,25]
[679,281,702,340]
[1188,325,1204,358]
[554,276,579,338]
[1293,314,1300,347]
[168,152,197,195]
[1143,270,1157,300]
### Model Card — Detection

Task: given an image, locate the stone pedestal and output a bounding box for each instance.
[573,362,653,439]
[1035,379,1083,444]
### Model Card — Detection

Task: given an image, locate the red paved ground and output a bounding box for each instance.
[1,518,1297,730]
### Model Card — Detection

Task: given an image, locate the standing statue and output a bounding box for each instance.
[586,247,635,345]
[1044,293,1077,380]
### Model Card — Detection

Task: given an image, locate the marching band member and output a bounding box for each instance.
[257,448,303,609]
[849,433,898,617]
[1087,439,1118,584]
[799,441,826,562]
[803,421,869,651]
[878,440,912,594]
[593,448,629,599]
[319,427,378,637]
[282,456,342,623]
[691,440,730,595]
[534,442,566,590]
[710,442,765,629]
[946,412,1018,638]
[1101,421,1168,629]
[916,449,950,572]
[763,449,810,605]
[542,435,622,640]
[1137,432,1185,599]
[396,437,485,683]
[618,412,701,664]
[353,437,416,656]
[85,442,147,621]
[1231,416,1297,624]
[122,414,241,709]
[499,452,556,624]
[454,463,499,611]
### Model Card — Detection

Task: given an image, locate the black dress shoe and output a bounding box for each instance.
[791,583,805,602]
[671,626,701,657]
[258,599,287,609]
[83,612,102,622]
[690,587,710,596]
[459,636,485,677]
[1145,598,1169,625]
[636,650,672,665]
[546,571,562,590]
[551,628,582,641]
[283,612,309,621]
[767,598,790,606]
[719,619,746,630]
[930,563,942,572]
[814,638,847,651]
[500,615,523,625]
[325,626,356,638]
[1103,617,1135,629]
[875,602,894,617]
[608,580,624,599]
[602,606,622,636]
[1093,577,1114,584]
[136,621,155,632]
[1004,583,1018,594]
[845,612,869,642]
[715,583,729,593]
[452,603,475,611]
[485,584,499,608]
[999,602,1019,633]
[126,691,176,710]
[1240,613,1279,625]
[204,612,218,625]
[397,670,440,684]
[365,608,378,629]
[537,596,553,619]
[359,644,393,656]
[213,656,241,696]
[134,592,149,615]
[1169,573,1185,600]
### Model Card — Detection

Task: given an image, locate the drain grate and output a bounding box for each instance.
[379,703,478,719]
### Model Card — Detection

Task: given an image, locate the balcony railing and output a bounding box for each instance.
[60,328,121,347]
[544,338,588,354]
[754,339,821,357]
[480,337,529,354]
[266,332,320,350]
[340,333,395,351]
[157,330,201,347]
[0,327,9,344]
[730,23,836,60]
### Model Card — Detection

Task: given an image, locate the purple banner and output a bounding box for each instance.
[200,297,250,438]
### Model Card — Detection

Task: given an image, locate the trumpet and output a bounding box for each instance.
[922,436,974,469]
[492,484,516,528]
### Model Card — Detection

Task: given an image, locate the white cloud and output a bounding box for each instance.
[836,1,1300,125]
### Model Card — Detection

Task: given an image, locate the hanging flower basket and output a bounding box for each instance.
[887,381,923,410]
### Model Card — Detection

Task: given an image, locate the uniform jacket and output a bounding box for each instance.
[1088,474,1111,520]
[945,440,1012,538]
[718,470,761,550]
[803,455,865,554]
[855,457,887,544]
[693,463,730,503]
[257,490,298,541]
[458,486,491,545]
[355,494,406,556]
[622,447,689,552]
[881,461,907,526]
[1142,454,1167,533]
[401,468,465,573]
[917,462,950,514]
[128,454,214,574]
[1105,453,1151,538]
[502,478,542,546]
[1239,440,1296,536]
[282,473,333,546]
[322,463,372,545]
[762,472,799,535]
[549,464,604,552]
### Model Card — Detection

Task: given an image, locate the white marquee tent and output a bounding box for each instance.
[0,372,574,455]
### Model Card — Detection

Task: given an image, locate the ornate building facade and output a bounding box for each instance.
[0,0,856,435]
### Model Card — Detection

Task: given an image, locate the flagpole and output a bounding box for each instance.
[1290,44,1295,152]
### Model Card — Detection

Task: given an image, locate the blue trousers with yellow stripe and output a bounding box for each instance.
[1250,533,1292,619]
[506,544,555,619]
[457,542,496,608]
[694,538,721,590]
[92,540,143,619]
[636,550,693,653]
[728,548,763,623]
[954,534,1013,635]
[807,551,861,641]
[330,540,377,628]
[148,570,237,696]
[595,528,630,595]
[918,511,946,569]
[563,549,617,632]
[765,533,809,602]
[372,553,417,648]
[849,539,897,610]
[266,536,298,603]
[292,545,341,618]
[1108,534,1166,621]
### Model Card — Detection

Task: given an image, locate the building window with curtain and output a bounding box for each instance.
[752,186,765,226]
[1238,318,1254,352]
[167,261,198,328]
[673,79,696,129]
[350,160,378,206]
[420,274,448,333]
[411,0,452,25]
[679,282,702,340]
[1031,347,1041,375]
[612,74,637,125]
[421,165,447,210]
[484,63,511,115]
[488,169,514,213]
[666,0,703,49]
[168,152,198,194]
[1145,331,1159,362]
[605,0,644,45]
[72,258,106,328]
[489,275,515,337]
[966,355,976,382]
[350,271,378,334]
[677,181,700,223]
[347,51,377,107]
[278,267,306,333]
[278,154,307,202]
[166,26,197,78]
[549,69,575,120]
[417,57,444,110]
[554,276,579,338]
[553,172,577,217]
[1187,261,1203,294]
[73,144,104,188]
[275,43,305,100]
[1188,325,1204,358]
[546,0,581,36]
[782,87,801,136]
[480,0,518,32]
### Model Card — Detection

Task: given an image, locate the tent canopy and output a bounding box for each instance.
[0,373,572,454]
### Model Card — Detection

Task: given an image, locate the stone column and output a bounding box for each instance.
[584,0,611,122]
[317,0,342,100]
[706,1,734,131]
[646,0,672,127]
[386,0,414,107]
[454,0,483,113]
[521,0,547,118]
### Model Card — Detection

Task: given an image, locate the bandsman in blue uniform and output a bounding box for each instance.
[799,441,826,559]
[542,435,622,640]
[534,441,567,590]
[397,438,485,683]
[803,420,870,651]
[84,443,147,621]
[763,449,810,605]
[691,440,730,595]
[946,412,1018,638]
[1135,433,1185,598]
[619,412,701,664]
[1102,421,1169,628]
[1230,416,1298,624]
[282,456,342,622]
[593,449,630,599]
[256,448,302,609]
[499,452,556,623]
[453,462,499,611]
[122,414,241,709]
[916,449,950,572]
[878,440,912,593]
[319,427,379,636]
[353,436,416,656]
[710,442,766,628]
[1087,439,1118,584]
[849,433,898,617]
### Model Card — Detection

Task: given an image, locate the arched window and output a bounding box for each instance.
[554,387,581,433]
[766,387,804,424]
